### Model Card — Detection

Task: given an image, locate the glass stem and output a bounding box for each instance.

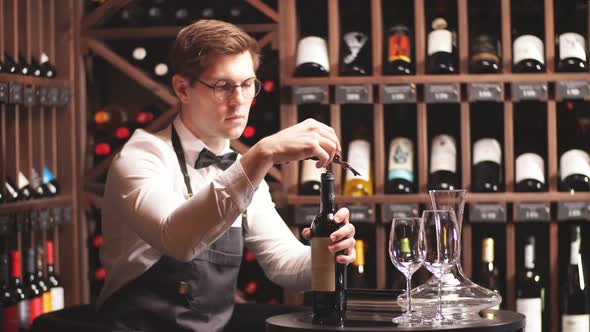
[406,274,412,314]
[437,277,442,317]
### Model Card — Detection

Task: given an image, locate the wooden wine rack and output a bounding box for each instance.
[0,0,82,305]
[279,0,590,331]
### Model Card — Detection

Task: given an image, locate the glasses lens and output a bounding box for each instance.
[242,78,261,99]
[213,81,233,101]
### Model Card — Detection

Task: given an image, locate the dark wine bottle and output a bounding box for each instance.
[339,1,371,76]
[29,57,42,77]
[5,177,20,202]
[384,25,413,75]
[516,236,545,332]
[1,253,18,332]
[10,251,29,331]
[515,103,546,192]
[311,171,346,326]
[31,168,47,198]
[556,0,587,72]
[427,16,457,74]
[348,239,367,289]
[39,53,56,79]
[35,246,51,314]
[559,102,590,192]
[559,149,590,193]
[478,238,502,309]
[17,54,31,76]
[512,0,545,73]
[173,5,191,26]
[300,159,322,195]
[93,105,129,136]
[472,138,503,192]
[17,172,39,200]
[515,153,546,192]
[386,105,415,194]
[46,241,64,311]
[145,0,168,26]
[117,3,146,27]
[3,53,19,75]
[561,225,590,331]
[429,134,459,190]
[24,249,42,326]
[294,2,329,77]
[469,2,502,73]
[42,167,60,197]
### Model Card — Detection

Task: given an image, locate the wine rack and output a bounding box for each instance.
[0,0,81,306]
[280,0,590,331]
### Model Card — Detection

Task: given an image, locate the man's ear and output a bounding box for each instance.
[172,74,190,104]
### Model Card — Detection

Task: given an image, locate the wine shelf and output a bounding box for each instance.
[0,195,73,214]
[85,24,277,40]
[0,73,69,87]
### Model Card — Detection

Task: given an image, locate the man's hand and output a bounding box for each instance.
[302,207,356,264]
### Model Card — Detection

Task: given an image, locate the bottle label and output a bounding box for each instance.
[524,243,534,269]
[3,304,19,332]
[345,139,371,182]
[389,32,411,63]
[516,298,542,332]
[471,35,501,63]
[515,153,545,184]
[29,296,43,324]
[51,287,65,311]
[562,314,590,332]
[18,299,30,329]
[296,36,330,72]
[301,159,323,184]
[513,35,545,65]
[559,33,587,61]
[429,134,457,173]
[473,138,502,165]
[311,237,335,291]
[560,149,590,180]
[570,240,580,265]
[342,32,369,65]
[482,238,494,263]
[427,29,452,55]
[43,291,52,313]
[388,137,414,182]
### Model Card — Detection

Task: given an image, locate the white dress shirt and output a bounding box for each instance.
[97,116,311,307]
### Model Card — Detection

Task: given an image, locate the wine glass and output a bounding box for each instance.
[422,209,460,325]
[388,217,425,325]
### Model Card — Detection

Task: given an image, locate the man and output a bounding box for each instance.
[97,19,356,331]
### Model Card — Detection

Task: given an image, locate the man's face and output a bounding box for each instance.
[183,51,256,141]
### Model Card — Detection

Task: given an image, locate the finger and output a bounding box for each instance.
[333,208,350,224]
[315,122,341,154]
[330,223,355,243]
[308,140,330,168]
[329,237,356,253]
[336,247,356,264]
[301,227,312,240]
[316,136,339,167]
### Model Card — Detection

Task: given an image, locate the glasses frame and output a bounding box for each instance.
[196,77,262,101]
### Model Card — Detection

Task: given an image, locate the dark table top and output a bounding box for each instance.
[266,310,525,332]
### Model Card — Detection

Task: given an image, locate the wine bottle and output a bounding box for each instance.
[94,140,113,165]
[10,251,29,330]
[5,177,20,202]
[93,106,129,136]
[343,125,373,196]
[300,159,322,195]
[427,17,457,74]
[559,149,590,193]
[46,241,64,311]
[29,57,42,77]
[294,2,329,77]
[339,1,371,76]
[561,225,590,331]
[35,246,51,314]
[1,253,18,332]
[515,103,546,191]
[31,168,47,198]
[117,3,146,27]
[559,102,590,192]
[42,167,60,197]
[556,0,587,72]
[478,238,502,309]
[17,172,39,200]
[24,249,42,325]
[145,0,168,26]
[348,239,367,289]
[386,137,415,194]
[472,138,503,192]
[516,236,545,332]
[153,61,172,86]
[384,25,413,75]
[3,53,19,75]
[39,53,56,79]
[512,0,545,73]
[470,35,502,73]
[173,5,191,26]
[311,170,346,326]
[515,153,546,192]
[17,54,31,76]
[429,134,459,190]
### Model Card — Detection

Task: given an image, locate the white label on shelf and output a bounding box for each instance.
[311,237,335,291]
[430,134,457,173]
[513,35,545,65]
[427,29,452,55]
[473,138,502,165]
[388,137,414,182]
[562,314,590,332]
[301,159,323,184]
[51,287,65,311]
[560,149,590,180]
[559,32,587,61]
[295,36,330,73]
[346,139,371,182]
[516,297,542,332]
[515,153,545,184]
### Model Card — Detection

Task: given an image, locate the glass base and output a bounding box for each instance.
[397,265,502,324]
[392,312,425,326]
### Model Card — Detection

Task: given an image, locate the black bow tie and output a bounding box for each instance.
[195,148,238,170]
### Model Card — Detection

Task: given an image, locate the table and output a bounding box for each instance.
[266,310,525,332]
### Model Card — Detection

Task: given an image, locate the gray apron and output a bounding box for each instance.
[100,125,244,332]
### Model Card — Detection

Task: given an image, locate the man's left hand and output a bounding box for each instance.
[301,207,356,264]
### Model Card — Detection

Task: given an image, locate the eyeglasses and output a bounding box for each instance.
[197,77,262,101]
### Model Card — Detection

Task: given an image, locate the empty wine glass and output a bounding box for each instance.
[422,209,460,325]
[389,217,425,325]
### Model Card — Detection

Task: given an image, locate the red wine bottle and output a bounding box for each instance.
[10,251,29,330]
[46,241,64,311]
[24,248,42,325]
[561,225,590,331]
[1,253,18,332]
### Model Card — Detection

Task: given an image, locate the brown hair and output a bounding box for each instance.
[170,19,261,84]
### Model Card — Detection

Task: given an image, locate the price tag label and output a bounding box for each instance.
[382,203,419,222]
[468,83,504,102]
[23,85,37,107]
[511,82,548,101]
[39,210,50,231]
[293,85,328,104]
[63,207,73,225]
[52,207,63,226]
[58,88,71,107]
[0,215,12,235]
[335,85,372,104]
[9,83,23,105]
[425,83,460,103]
[345,205,374,223]
[0,82,8,103]
[557,202,590,221]
[48,87,60,106]
[15,213,25,232]
[470,203,507,222]
[382,84,416,104]
[515,202,550,222]
[556,81,590,101]
[294,205,319,225]
[38,87,50,106]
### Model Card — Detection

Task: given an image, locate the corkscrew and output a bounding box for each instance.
[306,154,361,177]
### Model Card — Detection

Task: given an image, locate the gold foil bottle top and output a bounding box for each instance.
[354,240,365,266]
[482,237,495,263]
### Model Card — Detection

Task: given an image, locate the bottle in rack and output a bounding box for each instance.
[429,134,459,190]
[559,102,590,192]
[24,248,42,325]
[386,105,416,194]
[300,159,322,195]
[46,241,64,311]
[5,177,20,202]
[426,0,457,74]
[294,2,329,77]
[555,0,588,72]
[145,0,169,26]
[35,246,51,314]
[42,167,61,197]
[471,103,504,192]
[469,2,502,73]
[17,54,31,76]
[10,251,29,330]
[17,172,39,201]
[3,52,19,75]
[561,225,590,331]
[477,237,502,309]
[382,1,414,75]
[348,239,367,289]
[343,123,373,196]
[339,0,371,76]
[311,170,346,326]
[39,53,56,79]
[512,0,546,73]
[516,236,545,332]
[1,253,18,332]
[515,103,547,192]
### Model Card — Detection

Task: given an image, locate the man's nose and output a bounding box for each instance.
[228,86,247,105]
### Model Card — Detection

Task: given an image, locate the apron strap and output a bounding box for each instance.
[171,125,193,198]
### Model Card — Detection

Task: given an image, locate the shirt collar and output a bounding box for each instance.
[172,115,232,168]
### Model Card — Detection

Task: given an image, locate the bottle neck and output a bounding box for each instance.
[320,172,335,214]
[524,243,535,270]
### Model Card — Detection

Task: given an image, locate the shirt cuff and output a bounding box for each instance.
[219,161,255,212]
